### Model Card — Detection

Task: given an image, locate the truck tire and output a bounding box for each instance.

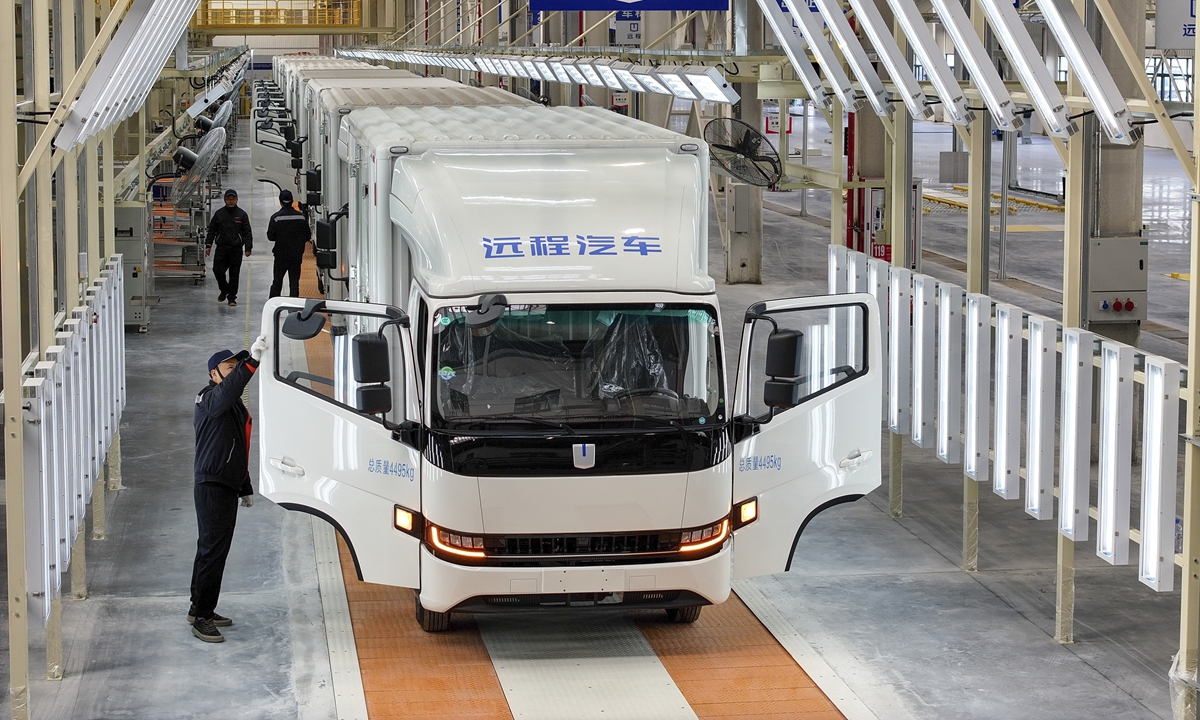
[415,596,451,632]
[666,606,702,624]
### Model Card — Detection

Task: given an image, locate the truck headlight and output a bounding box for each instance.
[428,524,487,558]
[680,518,730,552]
[733,498,758,529]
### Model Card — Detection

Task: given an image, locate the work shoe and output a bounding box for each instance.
[218,291,227,302]
[228,298,237,306]
[186,607,232,626]
[191,617,224,643]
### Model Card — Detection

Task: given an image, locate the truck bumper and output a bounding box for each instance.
[418,543,732,614]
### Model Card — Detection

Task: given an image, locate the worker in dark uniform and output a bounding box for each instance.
[267,189,311,298]
[189,334,268,643]
[205,189,253,307]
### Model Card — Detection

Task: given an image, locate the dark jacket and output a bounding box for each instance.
[205,205,253,252]
[266,205,311,258]
[194,359,258,494]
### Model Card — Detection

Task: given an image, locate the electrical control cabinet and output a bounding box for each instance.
[1087,236,1148,323]
[113,202,154,330]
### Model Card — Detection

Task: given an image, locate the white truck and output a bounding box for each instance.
[257,101,882,631]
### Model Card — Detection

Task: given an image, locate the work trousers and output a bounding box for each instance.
[269,255,304,298]
[189,482,240,618]
[211,246,244,301]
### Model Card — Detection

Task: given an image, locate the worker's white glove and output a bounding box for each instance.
[239,495,255,508]
[250,334,269,361]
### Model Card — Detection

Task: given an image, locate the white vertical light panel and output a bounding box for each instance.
[1140,357,1180,591]
[992,305,1022,499]
[910,275,937,449]
[847,250,869,293]
[937,283,963,464]
[868,258,891,407]
[1059,329,1094,541]
[964,294,992,483]
[889,268,913,435]
[1025,316,1058,520]
[1096,342,1134,566]
[828,244,849,294]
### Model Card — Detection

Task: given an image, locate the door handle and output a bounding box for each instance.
[838,450,873,469]
[270,457,306,476]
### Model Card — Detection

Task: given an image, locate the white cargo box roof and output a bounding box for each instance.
[317,83,532,115]
[349,105,712,297]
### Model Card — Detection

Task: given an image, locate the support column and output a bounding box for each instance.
[829,99,845,247]
[887,36,913,518]
[725,0,762,284]
[34,0,55,354]
[962,0,992,574]
[1,0,31,712]
[583,12,609,107]
[103,129,115,259]
[107,430,125,491]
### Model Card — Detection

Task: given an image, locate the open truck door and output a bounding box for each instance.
[250,114,300,192]
[731,294,882,579]
[258,297,423,587]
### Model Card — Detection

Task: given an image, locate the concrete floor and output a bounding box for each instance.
[0,112,1185,719]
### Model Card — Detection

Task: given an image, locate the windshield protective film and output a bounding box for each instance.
[430,303,724,431]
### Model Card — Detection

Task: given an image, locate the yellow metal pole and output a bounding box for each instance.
[1,0,29,711]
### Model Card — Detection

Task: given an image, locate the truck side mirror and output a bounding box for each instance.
[305,168,322,192]
[281,299,327,340]
[763,329,804,411]
[352,333,392,415]
[315,219,335,250]
[281,125,296,142]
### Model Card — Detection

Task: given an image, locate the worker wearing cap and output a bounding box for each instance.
[189,334,269,643]
[266,189,311,298]
[205,189,253,307]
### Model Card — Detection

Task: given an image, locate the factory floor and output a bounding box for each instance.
[0,117,1185,719]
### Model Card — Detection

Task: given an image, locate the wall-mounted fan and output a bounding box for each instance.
[513,86,551,106]
[196,100,233,134]
[174,128,226,203]
[703,118,782,188]
[580,94,598,107]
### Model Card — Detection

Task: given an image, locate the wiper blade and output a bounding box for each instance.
[461,414,577,435]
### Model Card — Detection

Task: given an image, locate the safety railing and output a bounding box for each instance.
[193,0,361,29]
[21,256,126,624]
[830,243,1184,591]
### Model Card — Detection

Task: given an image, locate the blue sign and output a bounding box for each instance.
[531,0,726,12]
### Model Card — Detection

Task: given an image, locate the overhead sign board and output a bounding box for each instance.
[530,0,726,12]
[1156,0,1197,49]
[615,10,642,46]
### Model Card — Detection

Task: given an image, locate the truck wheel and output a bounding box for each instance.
[666,606,702,624]
[415,596,451,632]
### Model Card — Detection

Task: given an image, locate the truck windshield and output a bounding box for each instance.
[430,303,724,430]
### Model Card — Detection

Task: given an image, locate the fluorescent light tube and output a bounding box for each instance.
[882,0,974,126]
[612,63,645,92]
[936,283,963,464]
[992,304,1021,499]
[499,59,520,77]
[571,60,606,87]
[811,0,891,115]
[1140,357,1180,591]
[888,268,911,435]
[977,0,1077,139]
[1096,341,1133,565]
[548,59,573,84]
[927,0,1023,131]
[521,59,541,79]
[592,59,627,91]
[1036,0,1140,143]
[1025,315,1057,520]
[964,293,991,482]
[781,0,862,111]
[561,60,589,85]
[632,66,672,95]
[1059,328,1094,541]
[755,0,833,109]
[654,66,699,100]
[534,60,555,83]
[910,274,936,448]
[680,65,740,104]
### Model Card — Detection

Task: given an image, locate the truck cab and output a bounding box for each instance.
[257,102,881,631]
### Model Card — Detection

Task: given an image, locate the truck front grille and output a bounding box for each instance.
[485,532,682,558]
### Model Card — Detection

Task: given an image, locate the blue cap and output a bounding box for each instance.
[208,349,249,372]
[279,189,293,203]
[224,188,238,198]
